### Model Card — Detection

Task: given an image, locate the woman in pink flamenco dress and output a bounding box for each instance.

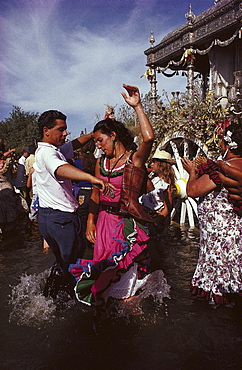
[69,84,170,311]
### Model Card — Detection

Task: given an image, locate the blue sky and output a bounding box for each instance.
[0,0,215,138]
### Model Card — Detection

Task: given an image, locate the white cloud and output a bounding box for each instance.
[0,0,188,137]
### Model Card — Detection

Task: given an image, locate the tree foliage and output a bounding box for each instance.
[0,106,40,154]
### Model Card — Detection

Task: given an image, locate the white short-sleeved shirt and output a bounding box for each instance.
[34,141,79,212]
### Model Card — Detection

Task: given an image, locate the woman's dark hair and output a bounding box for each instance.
[80,139,96,175]
[93,118,137,151]
[224,121,242,156]
[38,110,67,139]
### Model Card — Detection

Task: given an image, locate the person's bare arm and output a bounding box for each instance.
[55,163,115,195]
[86,159,101,244]
[3,148,16,158]
[182,158,217,198]
[218,160,242,200]
[26,167,34,188]
[157,187,172,218]
[133,104,154,167]
[72,132,94,151]
[121,84,154,167]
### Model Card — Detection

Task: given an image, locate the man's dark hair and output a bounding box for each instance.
[38,110,67,139]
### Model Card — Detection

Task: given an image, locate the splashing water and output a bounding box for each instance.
[135,269,171,302]
[9,269,57,327]
[104,270,171,321]
[9,267,170,327]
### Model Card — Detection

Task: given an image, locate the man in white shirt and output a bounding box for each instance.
[35,110,112,297]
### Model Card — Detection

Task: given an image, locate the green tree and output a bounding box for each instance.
[0,106,40,154]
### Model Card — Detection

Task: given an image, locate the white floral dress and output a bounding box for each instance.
[191,186,242,304]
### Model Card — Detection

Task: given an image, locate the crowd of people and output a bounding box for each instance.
[0,84,241,315]
[0,141,30,245]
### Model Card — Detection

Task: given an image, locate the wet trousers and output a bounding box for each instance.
[38,207,80,282]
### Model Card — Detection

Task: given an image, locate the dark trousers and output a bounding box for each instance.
[38,207,81,283]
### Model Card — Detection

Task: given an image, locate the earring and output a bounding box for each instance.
[112,138,115,150]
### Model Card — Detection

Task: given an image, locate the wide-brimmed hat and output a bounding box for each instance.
[152,149,175,164]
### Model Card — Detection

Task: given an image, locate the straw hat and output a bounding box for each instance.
[152,149,175,164]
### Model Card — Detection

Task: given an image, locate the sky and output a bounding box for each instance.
[0,0,216,139]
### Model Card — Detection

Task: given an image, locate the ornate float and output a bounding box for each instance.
[144,0,242,228]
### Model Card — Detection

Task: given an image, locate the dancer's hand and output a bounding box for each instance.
[86,222,96,245]
[92,178,116,196]
[121,84,140,108]
[181,158,197,175]
[195,156,207,167]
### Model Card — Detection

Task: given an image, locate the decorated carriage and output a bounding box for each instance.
[143,0,242,228]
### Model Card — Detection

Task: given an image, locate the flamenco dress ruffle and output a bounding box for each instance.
[69,213,151,307]
[69,155,152,308]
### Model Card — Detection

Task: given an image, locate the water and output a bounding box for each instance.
[0,225,241,370]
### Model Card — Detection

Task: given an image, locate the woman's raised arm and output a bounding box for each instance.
[121,84,154,167]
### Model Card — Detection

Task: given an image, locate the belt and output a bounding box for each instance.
[101,203,123,216]
[79,187,92,190]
